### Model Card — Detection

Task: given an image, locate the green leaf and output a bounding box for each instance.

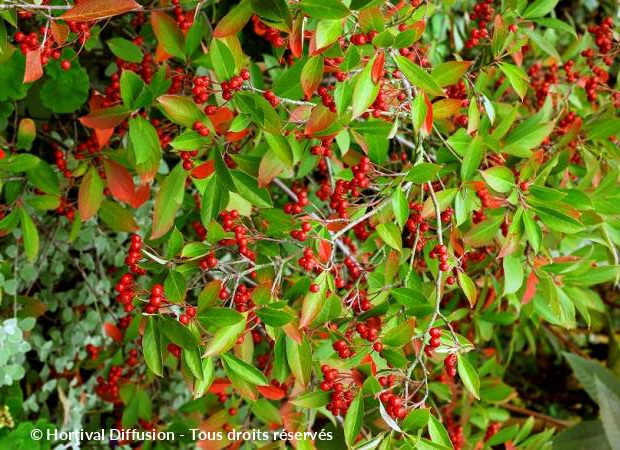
[231,170,272,207]
[535,18,577,37]
[299,0,350,20]
[161,316,200,349]
[503,253,524,295]
[164,270,187,303]
[250,0,292,27]
[107,37,143,63]
[291,391,331,408]
[344,391,364,447]
[157,95,205,128]
[204,319,246,357]
[198,307,244,327]
[533,207,584,234]
[18,207,39,262]
[464,215,503,247]
[523,210,541,252]
[428,415,452,448]
[405,163,441,184]
[504,120,554,157]
[595,377,620,446]
[458,272,477,307]
[431,61,472,87]
[402,409,430,432]
[221,353,269,386]
[498,63,529,100]
[286,335,312,387]
[256,307,295,326]
[129,116,161,176]
[523,0,559,19]
[376,223,402,252]
[151,164,187,239]
[352,55,380,118]
[563,352,620,402]
[194,357,215,398]
[26,194,60,211]
[143,317,163,376]
[480,166,515,193]
[300,55,324,98]
[213,0,253,37]
[100,201,139,232]
[183,347,204,380]
[585,119,620,140]
[77,167,104,221]
[120,70,152,110]
[383,320,415,347]
[151,11,185,60]
[315,19,343,50]
[461,136,483,181]
[40,63,89,113]
[264,132,293,167]
[395,56,444,97]
[392,190,409,229]
[552,420,611,450]
[201,175,229,224]
[209,38,236,81]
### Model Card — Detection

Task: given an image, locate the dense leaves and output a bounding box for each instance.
[1,0,619,449]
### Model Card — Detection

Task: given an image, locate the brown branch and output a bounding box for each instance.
[502,403,575,429]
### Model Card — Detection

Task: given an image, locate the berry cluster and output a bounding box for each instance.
[320,365,356,416]
[221,69,250,100]
[429,244,450,272]
[379,389,408,420]
[424,327,443,357]
[444,353,457,377]
[124,234,146,275]
[251,15,285,47]
[290,221,312,242]
[95,366,123,403]
[115,273,136,313]
[332,339,354,359]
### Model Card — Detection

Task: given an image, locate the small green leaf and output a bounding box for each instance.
[107,37,143,63]
[480,166,515,193]
[392,190,409,229]
[457,354,480,399]
[344,391,364,447]
[18,207,39,262]
[221,353,269,386]
[499,63,529,100]
[143,317,163,376]
[523,0,559,19]
[376,223,402,252]
[405,163,441,184]
[151,164,187,239]
[395,56,444,97]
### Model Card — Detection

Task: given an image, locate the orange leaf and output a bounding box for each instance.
[208,379,231,394]
[258,385,286,400]
[130,183,150,208]
[422,91,433,134]
[522,271,538,304]
[104,322,123,342]
[50,21,69,45]
[94,128,114,149]
[191,160,215,179]
[59,0,142,22]
[317,239,332,263]
[258,153,284,187]
[155,42,172,63]
[23,50,43,84]
[79,106,130,129]
[212,0,252,38]
[289,17,304,58]
[432,98,463,119]
[371,50,385,84]
[103,159,135,205]
[305,105,336,137]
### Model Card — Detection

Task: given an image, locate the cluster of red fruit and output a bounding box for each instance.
[54,198,76,222]
[321,157,373,219]
[171,0,195,31]
[344,289,372,314]
[349,30,378,47]
[297,247,318,272]
[282,185,310,215]
[85,344,99,360]
[124,234,146,275]
[191,75,212,104]
[424,327,443,357]
[178,305,196,325]
[180,149,200,171]
[379,388,409,420]
[198,251,218,270]
[429,244,450,272]
[52,144,72,179]
[261,90,281,107]
[231,284,255,313]
[320,365,356,416]
[95,366,123,404]
[220,69,251,101]
[14,29,67,68]
[332,339,355,359]
[219,210,256,261]
[465,0,494,48]
[66,19,92,45]
[444,353,457,377]
[251,15,285,47]
[316,85,338,111]
[115,273,137,313]
[290,221,313,242]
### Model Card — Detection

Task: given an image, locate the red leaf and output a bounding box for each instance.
[305,105,336,137]
[79,106,130,129]
[208,378,231,394]
[258,385,286,400]
[191,160,215,179]
[130,183,151,209]
[104,322,123,342]
[23,50,43,84]
[289,17,304,58]
[522,271,539,304]
[94,128,114,149]
[50,21,70,45]
[422,91,433,135]
[209,107,234,133]
[258,153,284,187]
[154,43,172,63]
[59,0,142,22]
[78,167,104,221]
[317,239,332,263]
[300,56,324,99]
[213,0,252,38]
[103,159,135,205]
[371,51,385,85]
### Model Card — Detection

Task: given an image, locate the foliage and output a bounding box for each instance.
[0,0,619,449]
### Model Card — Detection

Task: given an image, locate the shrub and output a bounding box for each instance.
[0,0,619,448]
